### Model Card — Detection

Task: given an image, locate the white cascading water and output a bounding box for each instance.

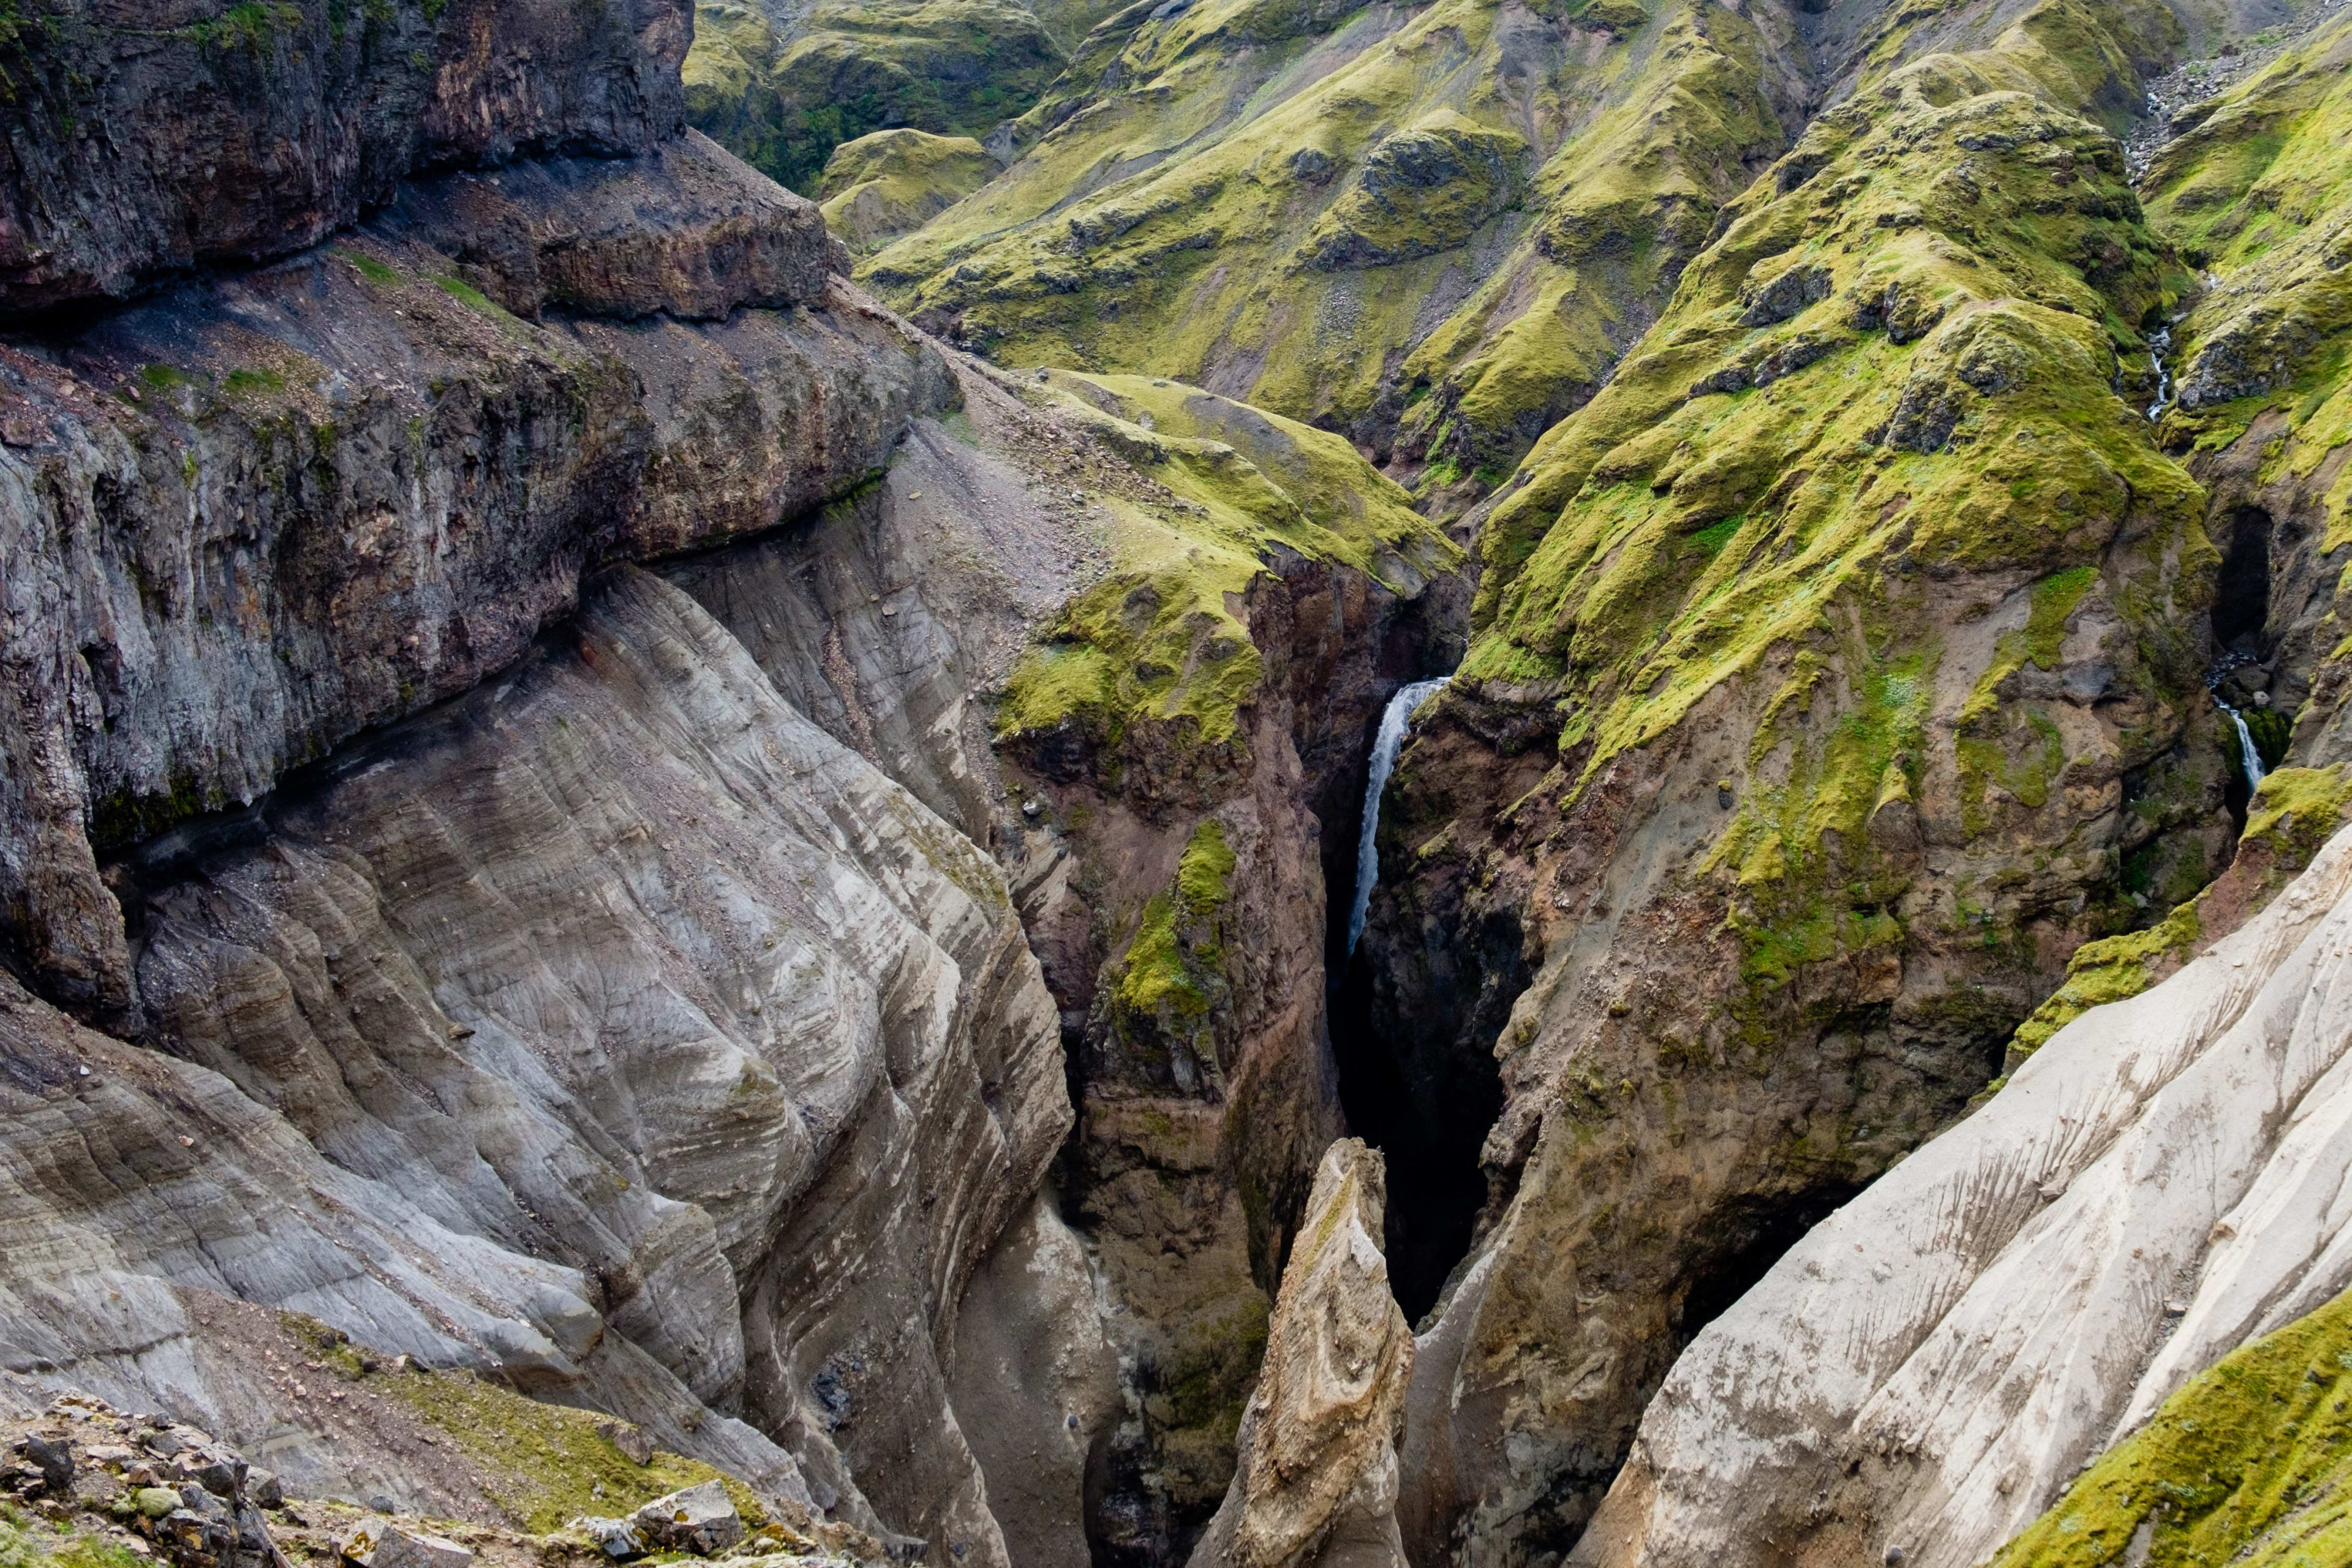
[1347,677,1449,957]
[2218,696,2270,791]
[2146,325,2175,421]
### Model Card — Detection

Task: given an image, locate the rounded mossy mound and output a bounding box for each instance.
[685,0,1067,193]
[820,128,997,253]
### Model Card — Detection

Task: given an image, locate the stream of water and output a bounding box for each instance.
[1346,677,1449,957]
[2218,696,2269,791]
[2147,326,2174,421]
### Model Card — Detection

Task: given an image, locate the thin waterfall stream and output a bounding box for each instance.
[1347,677,1448,956]
[2218,696,2269,792]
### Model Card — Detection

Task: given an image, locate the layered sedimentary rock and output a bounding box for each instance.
[1188,1139,1412,1568]
[1569,813,2352,1568]
[0,57,941,1016]
[0,0,692,315]
[4,565,1095,1559]
[671,360,1460,1550]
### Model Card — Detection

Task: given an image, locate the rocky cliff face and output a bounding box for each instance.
[671,361,1459,1556]
[1187,1138,1413,1568]
[0,2,1461,1564]
[1571,807,2352,1568]
[1339,0,2260,1555]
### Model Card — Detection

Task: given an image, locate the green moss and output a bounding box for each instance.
[222,367,286,396]
[339,249,401,285]
[432,274,508,317]
[1,1504,153,1568]
[2008,900,2201,1058]
[138,363,190,391]
[817,128,996,254]
[1103,818,1250,1069]
[1177,819,1235,911]
[994,372,1453,748]
[685,0,1074,194]
[2242,764,2352,869]
[1989,1283,2352,1568]
[377,1365,761,1535]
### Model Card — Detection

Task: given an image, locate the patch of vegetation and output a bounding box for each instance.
[685,0,1068,195]
[338,249,401,285]
[377,1365,761,1535]
[1989,1283,2352,1567]
[995,372,1455,748]
[817,128,996,255]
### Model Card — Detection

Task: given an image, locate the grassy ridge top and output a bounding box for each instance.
[995,371,1457,747]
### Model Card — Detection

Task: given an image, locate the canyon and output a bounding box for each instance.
[2,0,2351,1566]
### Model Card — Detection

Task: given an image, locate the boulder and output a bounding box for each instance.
[341,1523,476,1568]
[631,1482,743,1555]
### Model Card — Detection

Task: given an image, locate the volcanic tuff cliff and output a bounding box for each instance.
[0,1,1457,1564]
[15,0,2352,1563]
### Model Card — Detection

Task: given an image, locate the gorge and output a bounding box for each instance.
[2,0,2352,1566]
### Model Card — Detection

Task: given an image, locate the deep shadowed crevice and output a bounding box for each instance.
[1327,902,1518,1324]
[2213,505,2274,654]
[1672,1185,1861,1342]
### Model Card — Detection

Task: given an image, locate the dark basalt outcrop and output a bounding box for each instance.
[0,0,692,316]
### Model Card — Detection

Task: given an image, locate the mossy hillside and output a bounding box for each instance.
[818,129,997,254]
[1390,0,1789,478]
[1988,1281,2352,1568]
[865,0,1540,435]
[1449,2,2208,1014]
[865,0,1783,462]
[995,371,1455,750]
[684,0,1073,194]
[2142,13,2352,564]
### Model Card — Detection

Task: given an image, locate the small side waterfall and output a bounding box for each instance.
[2218,696,2269,792]
[2146,326,2174,421]
[1346,677,1447,957]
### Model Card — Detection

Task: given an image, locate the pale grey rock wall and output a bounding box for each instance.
[1570,823,2352,1568]
[0,227,947,1014]
[2,567,1086,1558]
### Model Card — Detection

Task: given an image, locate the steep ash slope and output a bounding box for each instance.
[1348,0,2242,1556]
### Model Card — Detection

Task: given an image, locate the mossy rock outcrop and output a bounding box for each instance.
[818,129,999,253]
[685,0,1085,193]
[1349,0,2244,1553]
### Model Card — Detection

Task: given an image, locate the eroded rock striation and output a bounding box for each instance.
[1188,1139,1412,1568]
[1572,814,2352,1567]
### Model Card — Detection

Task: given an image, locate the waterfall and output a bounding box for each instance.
[2218,696,2269,792]
[1346,677,1448,957]
[2146,326,2174,421]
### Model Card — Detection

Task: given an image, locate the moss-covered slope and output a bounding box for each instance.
[997,368,1455,757]
[685,0,1108,193]
[854,0,2180,496]
[2141,9,2352,766]
[819,128,1000,253]
[859,0,1793,486]
[1363,0,2249,1555]
[1991,1281,2352,1568]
